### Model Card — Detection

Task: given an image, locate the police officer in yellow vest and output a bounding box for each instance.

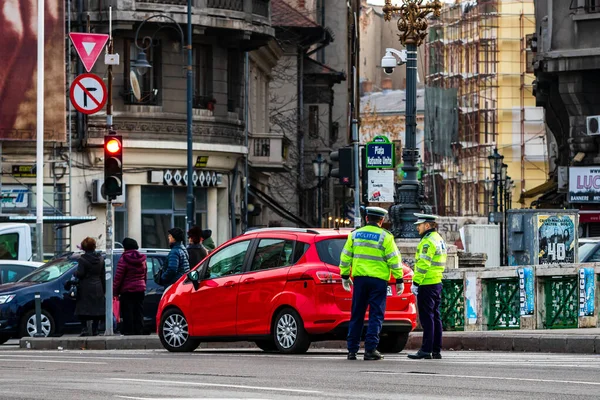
[408,213,447,360]
[339,207,404,361]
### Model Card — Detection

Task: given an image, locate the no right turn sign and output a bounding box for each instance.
[69,73,107,115]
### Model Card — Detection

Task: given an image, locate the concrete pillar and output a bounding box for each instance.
[127,185,142,242]
[217,188,229,246]
[207,187,218,244]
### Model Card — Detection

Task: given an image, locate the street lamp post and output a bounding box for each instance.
[312,154,327,228]
[383,0,442,238]
[484,177,494,214]
[133,8,193,231]
[488,148,504,214]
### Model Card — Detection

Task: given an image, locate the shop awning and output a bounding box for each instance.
[518,180,557,204]
[0,215,97,227]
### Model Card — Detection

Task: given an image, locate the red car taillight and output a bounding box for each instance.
[301,270,343,284]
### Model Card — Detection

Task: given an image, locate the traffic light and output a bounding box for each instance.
[330,147,354,186]
[104,134,123,200]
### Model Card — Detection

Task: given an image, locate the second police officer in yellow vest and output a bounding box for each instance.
[407,213,447,360]
[339,207,404,361]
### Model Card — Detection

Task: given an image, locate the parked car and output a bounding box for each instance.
[578,237,600,262]
[0,249,168,344]
[0,261,43,285]
[156,228,417,354]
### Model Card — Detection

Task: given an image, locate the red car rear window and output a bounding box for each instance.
[316,238,346,266]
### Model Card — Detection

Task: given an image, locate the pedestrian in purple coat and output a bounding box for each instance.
[114,238,147,335]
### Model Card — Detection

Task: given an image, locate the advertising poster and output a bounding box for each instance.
[465,273,478,325]
[518,267,534,316]
[537,214,575,264]
[568,167,600,203]
[579,268,595,317]
[367,169,395,203]
[0,0,65,141]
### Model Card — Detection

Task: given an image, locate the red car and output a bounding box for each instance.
[156,228,417,354]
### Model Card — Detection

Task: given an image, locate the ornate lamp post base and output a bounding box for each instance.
[383,0,441,238]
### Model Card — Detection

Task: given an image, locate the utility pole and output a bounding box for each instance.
[104,6,114,336]
[383,0,442,238]
[35,0,45,261]
[186,0,195,232]
[351,0,361,228]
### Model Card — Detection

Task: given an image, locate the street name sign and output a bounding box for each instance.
[366,135,394,169]
[70,73,107,115]
[69,33,110,72]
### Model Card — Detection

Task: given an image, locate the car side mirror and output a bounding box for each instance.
[187,270,200,291]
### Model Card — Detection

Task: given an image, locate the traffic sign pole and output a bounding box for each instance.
[105,6,115,337]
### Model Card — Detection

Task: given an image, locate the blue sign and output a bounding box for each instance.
[579,268,595,317]
[518,267,534,316]
[366,135,394,169]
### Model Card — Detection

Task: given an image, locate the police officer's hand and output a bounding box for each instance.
[411,284,419,296]
[342,278,353,292]
[396,282,404,294]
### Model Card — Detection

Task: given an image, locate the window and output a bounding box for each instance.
[146,256,165,280]
[308,106,319,138]
[0,265,34,284]
[227,49,242,112]
[0,233,19,260]
[19,260,77,283]
[208,240,250,278]
[193,45,214,109]
[586,0,600,13]
[125,39,161,105]
[315,238,346,266]
[254,138,270,157]
[250,239,295,271]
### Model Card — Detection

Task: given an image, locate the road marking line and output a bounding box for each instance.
[0,358,106,365]
[0,354,150,361]
[116,397,268,400]
[108,378,322,394]
[364,371,600,386]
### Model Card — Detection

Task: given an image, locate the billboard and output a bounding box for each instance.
[0,0,65,141]
[537,214,576,264]
[568,167,600,203]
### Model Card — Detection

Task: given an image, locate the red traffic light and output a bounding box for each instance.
[105,138,121,154]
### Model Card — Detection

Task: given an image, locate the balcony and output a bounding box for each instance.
[249,133,287,172]
[80,0,273,41]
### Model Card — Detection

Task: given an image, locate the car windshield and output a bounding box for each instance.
[578,243,597,261]
[19,259,78,283]
[316,238,347,266]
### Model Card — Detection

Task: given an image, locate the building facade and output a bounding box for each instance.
[1,0,276,254]
[533,0,600,236]
[425,0,547,217]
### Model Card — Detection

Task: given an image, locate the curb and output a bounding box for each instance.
[19,333,600,353]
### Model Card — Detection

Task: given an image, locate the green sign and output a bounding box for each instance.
[366,135,394,169]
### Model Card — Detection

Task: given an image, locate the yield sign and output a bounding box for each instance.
[70,74,107,115]
[69,33,109,72]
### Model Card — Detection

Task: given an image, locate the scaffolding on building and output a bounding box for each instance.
[424,0,539,217]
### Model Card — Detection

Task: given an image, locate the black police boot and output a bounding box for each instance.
[407,350,433,360]
[432,352,442,360]
[347,352,357,360]
[364,350,384,361]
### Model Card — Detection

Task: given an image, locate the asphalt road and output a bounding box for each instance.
[1,341,600,400]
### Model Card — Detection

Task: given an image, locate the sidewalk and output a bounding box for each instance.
[19,328,600,353]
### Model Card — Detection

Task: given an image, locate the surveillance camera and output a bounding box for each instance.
[381,52,396,75]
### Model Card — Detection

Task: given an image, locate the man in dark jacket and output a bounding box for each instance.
[114,238,147,335]
[161,228,190,286]
[187,226,208,268]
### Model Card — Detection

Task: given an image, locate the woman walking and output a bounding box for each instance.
[74,237,105,336]
[113,238,147,335]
